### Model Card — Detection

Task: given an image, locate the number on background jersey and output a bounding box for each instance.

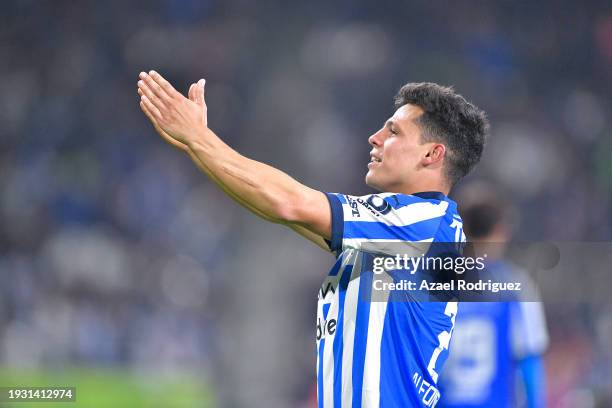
[444,318,496,398]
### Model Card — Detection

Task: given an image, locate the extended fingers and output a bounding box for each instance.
[140,96,157,122]
[138,79,165,111]
[138,71,172,105]
[140,94,163,122]
[140,95,188,152]
[148,70,180,99]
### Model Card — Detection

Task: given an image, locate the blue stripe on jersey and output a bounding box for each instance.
[352,261,373,408]
[335,194,348,204]
[379,302,420,407]
[323,303,331,320]
[333,264,353,408]
[326,193,345,253]
[343,217,441,240]
[328,258,342,277]
[411,191,447,201]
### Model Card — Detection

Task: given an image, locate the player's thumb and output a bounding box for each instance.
[196,79,206,105]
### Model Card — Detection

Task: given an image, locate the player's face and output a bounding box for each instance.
[366,104,430,192]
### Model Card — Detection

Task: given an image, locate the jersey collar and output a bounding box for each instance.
[411,191,447,201]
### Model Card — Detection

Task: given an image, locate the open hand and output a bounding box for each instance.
[137,70,207,150]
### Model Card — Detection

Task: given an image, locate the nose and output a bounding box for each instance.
[368,127,385,147]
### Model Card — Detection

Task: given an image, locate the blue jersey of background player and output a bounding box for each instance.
[439,185,549,408]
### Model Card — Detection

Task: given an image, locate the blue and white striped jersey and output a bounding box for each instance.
[317,191,464,408]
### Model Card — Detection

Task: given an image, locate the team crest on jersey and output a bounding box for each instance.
[355,194,392,216]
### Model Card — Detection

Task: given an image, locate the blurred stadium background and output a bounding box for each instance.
[1,0,612,407]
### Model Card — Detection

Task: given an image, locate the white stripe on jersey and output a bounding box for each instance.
[316,338,321,401]
[341,253,363,406]
[323,310,335,408]
[341,197,449,226]
[361,272,392,406]
[342,238,434,254]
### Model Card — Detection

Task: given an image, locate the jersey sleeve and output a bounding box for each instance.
[510,301,549,358]
[508,266,550,358]
[324,192,450,254]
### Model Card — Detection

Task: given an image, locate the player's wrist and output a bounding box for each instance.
[184,127,214,152]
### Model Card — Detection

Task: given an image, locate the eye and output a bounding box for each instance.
[389,128,398,135]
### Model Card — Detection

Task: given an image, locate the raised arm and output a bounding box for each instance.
[137,71,332,251]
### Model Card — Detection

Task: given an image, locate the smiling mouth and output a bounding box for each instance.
[368,157,382,169]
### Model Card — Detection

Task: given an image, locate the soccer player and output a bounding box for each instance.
[438,185,549,408]
[137,71,488,407]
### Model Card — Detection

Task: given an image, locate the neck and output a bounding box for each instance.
[395,180,450,196]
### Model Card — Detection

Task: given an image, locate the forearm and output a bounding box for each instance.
[137,70,331,243]
[185,128,313,225]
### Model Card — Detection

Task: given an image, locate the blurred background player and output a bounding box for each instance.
[438,183,549,408]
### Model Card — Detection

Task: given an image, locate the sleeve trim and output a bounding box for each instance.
[324,193,344,254]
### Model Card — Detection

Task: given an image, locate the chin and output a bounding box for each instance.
[365,173,384,192]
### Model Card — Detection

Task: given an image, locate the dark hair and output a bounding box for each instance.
[455,183,515,239]
[394,83,489,186]
[462,201,507,239]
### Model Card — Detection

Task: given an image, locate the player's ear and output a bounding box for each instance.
[423,143,446,166]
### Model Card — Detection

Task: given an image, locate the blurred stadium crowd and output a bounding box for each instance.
[1,0,612,406]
